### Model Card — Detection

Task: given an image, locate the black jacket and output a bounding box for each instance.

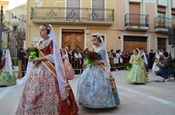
[156,57,172,71]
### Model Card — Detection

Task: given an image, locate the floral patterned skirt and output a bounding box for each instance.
[77,65,120,108]
[0,71,16,86]
[16,64,78,115]
[126,64,146,83]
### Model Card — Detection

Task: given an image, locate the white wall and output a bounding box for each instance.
[8,0,27,10]
[144,0,156,4]
[172,0,175,8]
[129,0,141,2]
[157,0,167,6]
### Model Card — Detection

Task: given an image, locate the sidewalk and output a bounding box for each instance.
[0,70,175,115]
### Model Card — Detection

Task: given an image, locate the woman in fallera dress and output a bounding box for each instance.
[16,24,78,115]
[126,48,146,84]
[0,49,16,86]
[62,49,75,80]
[77,33,120,108]
[152,50,161,73]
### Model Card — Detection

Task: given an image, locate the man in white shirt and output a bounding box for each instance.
[140,48,148,72]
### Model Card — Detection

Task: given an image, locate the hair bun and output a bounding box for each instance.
[46,26,51,30]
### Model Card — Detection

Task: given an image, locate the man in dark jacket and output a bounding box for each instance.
[148,49,155,69]
[170,44,175,77]
[156,52,172,79]
[17,48,27,77]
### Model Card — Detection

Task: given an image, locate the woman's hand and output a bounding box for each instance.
[92,59,103,65]
[29,56,33,62]
[82,64,87,69]
[91,59,98,65]
[32,57,41,64]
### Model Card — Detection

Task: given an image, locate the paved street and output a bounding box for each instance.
[0,70,175,115]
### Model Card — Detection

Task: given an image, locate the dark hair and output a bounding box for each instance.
[92,34,102,43]
[41,24,51,34]
[163,52,169,57]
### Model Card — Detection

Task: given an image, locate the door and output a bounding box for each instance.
[129,2,140,26]
[62,29,84,51]
[157,38,166,51]
[124,36,147,52]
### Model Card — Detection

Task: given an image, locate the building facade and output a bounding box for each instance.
[25,0,175,52]
[117,0,175,52]
[26,0,118,52]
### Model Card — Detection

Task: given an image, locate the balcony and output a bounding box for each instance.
[124,13,149,31]
[154,17,173,33]
[30,7,114,25]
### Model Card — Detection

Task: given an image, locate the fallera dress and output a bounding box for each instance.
[62,53,74,80]
[16,39,78,115]
[126,54,146,83]
[77,47,120,108]
[0,51,16,86]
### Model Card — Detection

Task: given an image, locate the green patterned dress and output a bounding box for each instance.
[0,58,16,86]
[126,54,146,83]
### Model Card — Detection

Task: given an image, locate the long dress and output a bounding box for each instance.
[0,51,16,86]
[126,54,146,83]
[62,53,74,80]
[77,47,120,108]
[152,53,160,73]
[16,39,78,115]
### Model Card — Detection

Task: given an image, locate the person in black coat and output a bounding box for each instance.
[17,48,27,77]
[148,49,155,69]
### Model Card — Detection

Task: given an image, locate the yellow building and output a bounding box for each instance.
[0,1,9,11]
[26,0,175,52]
[26,0,118,51]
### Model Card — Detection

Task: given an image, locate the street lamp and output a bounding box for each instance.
[0,6,4,49]
[10,16,20,32]
[10,15,26,51]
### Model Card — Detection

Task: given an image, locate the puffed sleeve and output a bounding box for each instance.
[129,55,133,64]
[99,48,107,63]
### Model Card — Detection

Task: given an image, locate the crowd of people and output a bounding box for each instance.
[0,23,174,114]
[108,45,175,82]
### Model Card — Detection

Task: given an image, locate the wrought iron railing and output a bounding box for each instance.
[31,7,114,23]
[124,13,149,27]
[154,16,173,29]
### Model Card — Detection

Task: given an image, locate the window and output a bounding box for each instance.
[172,8,175,26]
[157,12,165,23]
[66,0,80,20]
[157,6,166,23]
[157,38,166,51]
[172,15,175,19]
[92,0,105,21]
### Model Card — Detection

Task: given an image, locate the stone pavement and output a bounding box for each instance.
[0,70,175,115]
